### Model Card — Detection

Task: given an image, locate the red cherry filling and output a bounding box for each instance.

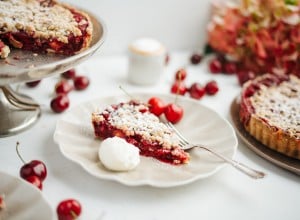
[57,199,82,220]
[50,94,70,113]
[73,76,90,90]
[164,103,183,124]
[148,97,166,116]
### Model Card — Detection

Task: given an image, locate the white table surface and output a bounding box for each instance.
[0,51,299,220]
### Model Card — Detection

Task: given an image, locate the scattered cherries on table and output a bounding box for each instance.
[55,80,74,95]
[170,67,220,100]
[189,44,269,86]
[73,75,90,90]
[16,142,47,190]
[49,69,90,113]
[190,53,202,65]
[50,94,70,113]
[24,68,89,113]
[57,199,82,220]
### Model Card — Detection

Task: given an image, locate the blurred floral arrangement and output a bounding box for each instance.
[207,0,300,84]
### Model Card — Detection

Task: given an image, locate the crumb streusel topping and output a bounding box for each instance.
[250,75,300,138]
[97,102,180,149]
[0,40,10,58]
[0,0,87,43]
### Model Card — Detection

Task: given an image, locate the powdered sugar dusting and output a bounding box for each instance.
[251,75,300,138]
[0,0,86,43]
[99,102,180,149]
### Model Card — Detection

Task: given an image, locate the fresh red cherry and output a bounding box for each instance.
[73,76,90,90]
[20,160,47,182]
[237,70,255,86]
[25,175,43,190]
[55,80,73,95]
[16,142,47,182]
[57,199,82,220]
[205,80,219,95]
[223,62,237,74]
[189,83,205,100]
[164,103,184,124]
[148,97,166,116]
[50,94,70,113]
[175,68,187,81]
[170,81,187,96]
[190,53,202,65]
[26,80,41,87]
[209,59,222,74]
[62,69,76,79]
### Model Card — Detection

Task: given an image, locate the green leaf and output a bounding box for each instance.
[285,0,298,5]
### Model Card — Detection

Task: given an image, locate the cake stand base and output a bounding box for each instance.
[0,86,41,137]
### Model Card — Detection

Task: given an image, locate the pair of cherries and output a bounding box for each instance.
[148,97,183,124]
[51,69,90,113]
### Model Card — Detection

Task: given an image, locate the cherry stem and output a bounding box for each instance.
[175,70,184,105]
[119,85,137,101]
[70,210,78,219]
[15,142,26,164]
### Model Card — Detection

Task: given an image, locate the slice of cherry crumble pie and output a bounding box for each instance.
[0,0,93,58]
[91,101,190,165]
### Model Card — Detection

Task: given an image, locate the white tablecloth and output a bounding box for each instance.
[1,52,299,220]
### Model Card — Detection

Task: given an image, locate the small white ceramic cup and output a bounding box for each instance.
[127,38,166,85]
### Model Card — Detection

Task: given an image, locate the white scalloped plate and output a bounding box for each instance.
[53,93,238,187]
[0,171,53,220]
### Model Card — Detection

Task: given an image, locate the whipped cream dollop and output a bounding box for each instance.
[98,137,140,171]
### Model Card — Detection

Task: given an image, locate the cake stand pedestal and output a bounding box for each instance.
[0,11,105,137]
[0,86,40,137]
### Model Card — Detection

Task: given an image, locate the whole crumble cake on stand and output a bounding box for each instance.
[0,0,106,137]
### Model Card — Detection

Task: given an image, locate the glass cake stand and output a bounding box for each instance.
[0,12,106,137]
